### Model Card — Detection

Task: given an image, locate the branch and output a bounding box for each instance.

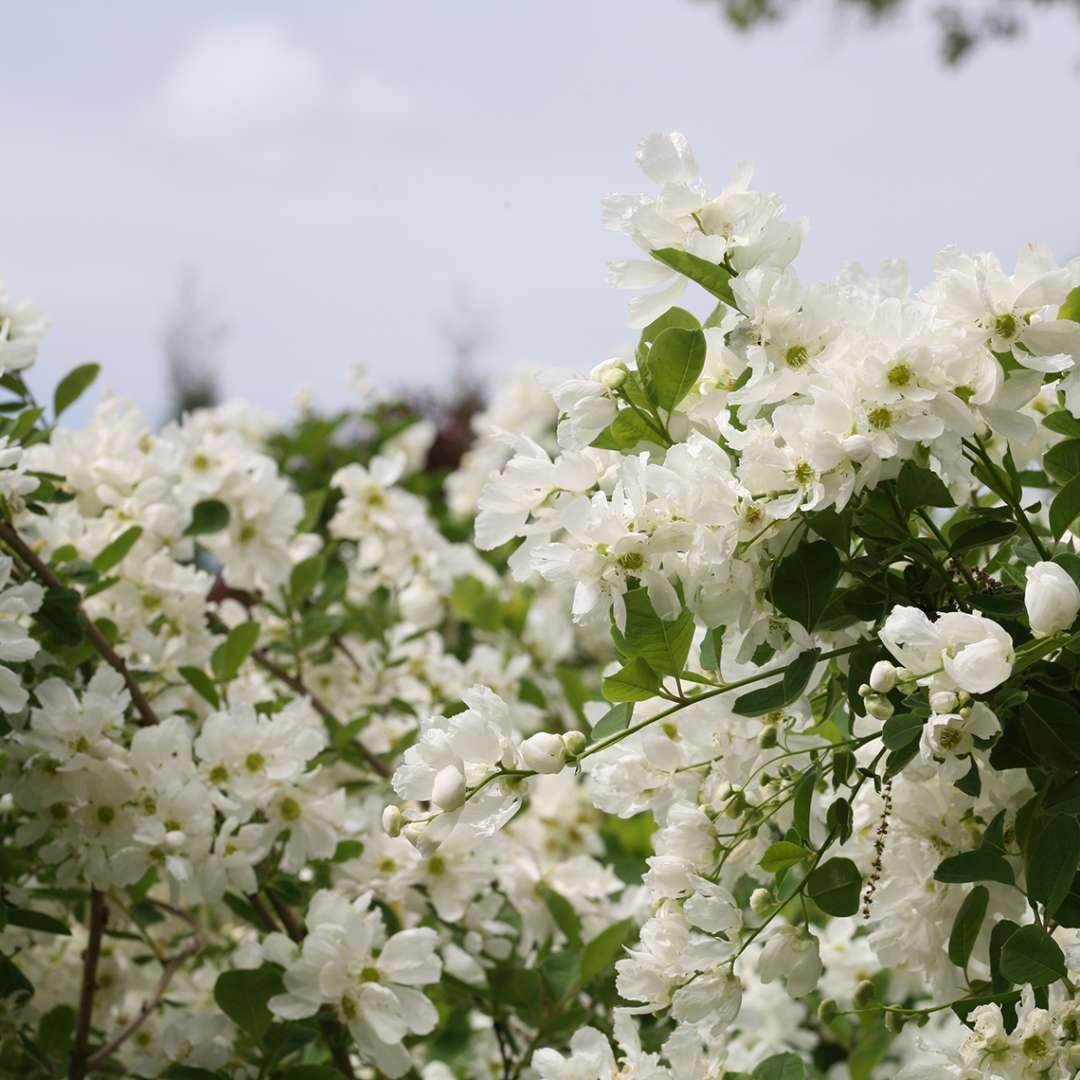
[69,889,107,1080]
[251,647,390,779]
[85,910,202,1072]
[0,521,160,727]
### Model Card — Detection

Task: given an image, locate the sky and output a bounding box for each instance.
[5,1,1080,425]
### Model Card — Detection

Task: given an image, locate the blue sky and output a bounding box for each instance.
[6,1,1080,423]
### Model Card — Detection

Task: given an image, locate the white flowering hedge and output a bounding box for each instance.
[1,134,1080,1080]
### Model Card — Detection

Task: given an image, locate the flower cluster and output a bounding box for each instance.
[2,134,1080,1080]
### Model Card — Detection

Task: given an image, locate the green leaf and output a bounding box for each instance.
[614,588,694,676]
[651,247,736,306]
[185,499,231,537]
[732,649,820,717]
[213,965,283,1041]
[1022,695,1080,769]
[882,712,926,750]
[1013,635,1080,676]
[948,886,989,969]
[38,1004,75,1057]
[806,857,862,916]
[591,702,632,740]
[540,886,583,948]
[591,407,657,451]
[1060,285,1080,324]
[897,463,954,513]
[949,518,1017,554]
[210,622,260,683]
[298,489,328,532]
[1044,438,1080,485]
[644,327,707,411]
[998,924,1067,988]
[753,1051,806,1080]
[279,1068,344,1080]
[770,541,842,632]
[1045,775,1080,816]
[91,526,143,573]
[602,657,660,703]
[1,906,69,936]
[540,948,582,1002]
[289,556,324,603]
[580,919,634,985]
[0,954,33,999]
[806,508,851,551]
[1026,815,1080,916]
[449,575,501,632]
[1050,473,1080,540]
[53,363,100,418]
[759,841,812,875]
[990,919,1021,991]
[178,666,220,709]
[1043,410,1080,437]
[639,305,700,346]
[32,586,83,646]
[935,849,1015,887]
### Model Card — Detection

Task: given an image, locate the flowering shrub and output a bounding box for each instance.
[2,134,1080,1080]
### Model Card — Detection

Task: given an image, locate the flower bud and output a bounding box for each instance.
[818,998,839,1024]
[896,668,917,691]
[381,805,403,837]
[596,360,629,389]
[431,765,466,811]
[858,683,872,698]
[868,661,898,694]
[561,730,587,757]
[853,980,877,1009]
[1026,560,1080,637]
[863,694,895,721]
[757,725,779,749]
[885,1010,907,1034]
[929,690,958,714]
[750,887,771,915]
[519,732,566,774]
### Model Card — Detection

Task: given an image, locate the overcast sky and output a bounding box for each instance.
[6,1,1080,424]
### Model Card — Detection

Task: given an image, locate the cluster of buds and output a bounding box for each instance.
[520,729,587,773]
[858,660,917,721]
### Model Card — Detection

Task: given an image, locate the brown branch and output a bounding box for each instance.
[251,647,390,779]
[85,909,202,1073]
[0,521,160,727]
[69,889,107,1080]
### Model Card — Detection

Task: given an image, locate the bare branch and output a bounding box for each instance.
[69,889,107,1080]
[251,647,390,779]
[0,521,161,727]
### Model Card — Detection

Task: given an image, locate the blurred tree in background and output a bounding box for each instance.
[699,0,1078,64]
[162,268,226,420]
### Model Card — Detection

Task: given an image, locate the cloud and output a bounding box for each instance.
[158,21,400,139]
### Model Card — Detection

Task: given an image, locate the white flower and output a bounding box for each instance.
[1024,560,1080,637]
[880,606,1014,694]
[519,732,566,774]
[269,890,442,1078]
[532,1026,617,1079]
[758,925,822,998]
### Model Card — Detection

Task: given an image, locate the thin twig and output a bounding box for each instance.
[0,521,160,727]
[85,911,202,1072]
[69,889,107,1080]
[251,647,389,779]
